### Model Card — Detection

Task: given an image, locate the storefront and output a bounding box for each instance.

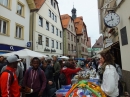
[0,44,25,54]
[103,41,122,68]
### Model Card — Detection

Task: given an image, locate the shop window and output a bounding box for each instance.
[120,26,128,46]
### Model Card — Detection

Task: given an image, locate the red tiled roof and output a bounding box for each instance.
[60,14,70,28]
[92,36,103,48]
[34,0,45,9]
[74,16,84,35]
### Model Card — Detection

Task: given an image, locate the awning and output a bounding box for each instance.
[100,41,119,53]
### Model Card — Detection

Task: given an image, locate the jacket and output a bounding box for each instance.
[61,67,81,85]
[1,65,23,86]
[53,61,61,76]
[101,65,119,97]
[0,66,20,97]
[23,67,46,93]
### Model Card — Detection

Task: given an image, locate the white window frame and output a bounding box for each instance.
[55,15,57,22]
[46,37,49,47]
[52,40,54,48]
[0,0,8,7]
[38,34,42,45]
[39,16,43,27]
[49,9,51,17]
[52,25,54,33]
[16,25,22,39]
[56,41,58,49]
[0,19,7,34]
[46,21,49,30]
[56,28,58,36]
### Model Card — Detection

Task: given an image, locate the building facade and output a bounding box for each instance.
[74,16,88,58]
[61,14,76,58]
[87,37,92,57]
[98,0,130,93]
[29,0,63,57]
[0,0,31,54]
[92,36,103,58]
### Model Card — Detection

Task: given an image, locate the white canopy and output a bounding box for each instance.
[1,49,47,58]
[59,56,69,59]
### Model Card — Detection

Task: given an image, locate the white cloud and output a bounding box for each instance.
[57,0,101,46]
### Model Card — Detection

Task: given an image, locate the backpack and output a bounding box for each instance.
[27,67,43,85]
[59,72,66,85]
[0,70,14,97]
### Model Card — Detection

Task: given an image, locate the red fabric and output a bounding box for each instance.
[0,66,20,97]
[61,68,81,85]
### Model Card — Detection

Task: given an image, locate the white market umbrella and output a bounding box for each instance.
[2,49,47,58]
[59,56,69,59]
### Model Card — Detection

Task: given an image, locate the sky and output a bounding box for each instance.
[57,0,101,46]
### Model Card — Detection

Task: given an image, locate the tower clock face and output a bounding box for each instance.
[104,13,120,28]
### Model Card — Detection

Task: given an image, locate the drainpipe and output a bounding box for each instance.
[31,12,34,51]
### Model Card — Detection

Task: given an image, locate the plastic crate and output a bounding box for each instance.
[61,85,71,89]
[56,89,69,96]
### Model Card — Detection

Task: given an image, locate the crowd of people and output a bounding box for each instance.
[0,50,128,97]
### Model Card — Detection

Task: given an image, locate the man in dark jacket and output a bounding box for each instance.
[0,56,7,71]
[41,60,56,97]
[23,57,46,97]
[53,56,61,89]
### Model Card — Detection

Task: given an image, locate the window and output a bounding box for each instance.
[0,0,8,7]
[60,31,62,37]
[49,10,51,17]
[77,39,79,42]
[74,46,76,50]
[17,2,24,16]
[68,44,70,51]
[39,16,43,27]
[71,34,73,41]
[55,15,57,22]
[74,37,76,42]
[46,21,49,30]
[56,28,58,36]
[68,32,70,39]
[46,37,49,47]
[0,19,7,34]
[71,25,73,31]
[38,35,42,45]
[54,2,55,8]
[56,41,58,49]
[60,43,62,50]
[51,0,53,6]
[71,44,73,51]
[15,24,24,39]
[52,25,54,33]
[52,40,54,48]
[52,13,54,20]
[82,47,84,52]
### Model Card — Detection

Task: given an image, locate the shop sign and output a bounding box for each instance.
[106,39,112,43]
[105,43,113,48]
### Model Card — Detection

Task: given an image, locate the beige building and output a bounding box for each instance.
[61,14,76,58]
[28,0,63,57]
[0,0,31,53]
[98,0,130,93]
[74,16,88,58]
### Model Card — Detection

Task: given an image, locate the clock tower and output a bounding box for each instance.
[71,5,77,19]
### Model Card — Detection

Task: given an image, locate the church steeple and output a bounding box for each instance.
[71,4,77,20]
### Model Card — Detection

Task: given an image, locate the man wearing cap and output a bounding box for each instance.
[0,55,21,97]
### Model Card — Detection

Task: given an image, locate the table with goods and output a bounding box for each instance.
[56,68,106,97]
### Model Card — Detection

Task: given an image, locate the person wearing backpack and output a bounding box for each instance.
[23,57,46,97]
[0,55,21,97]
[60,63,82,85]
